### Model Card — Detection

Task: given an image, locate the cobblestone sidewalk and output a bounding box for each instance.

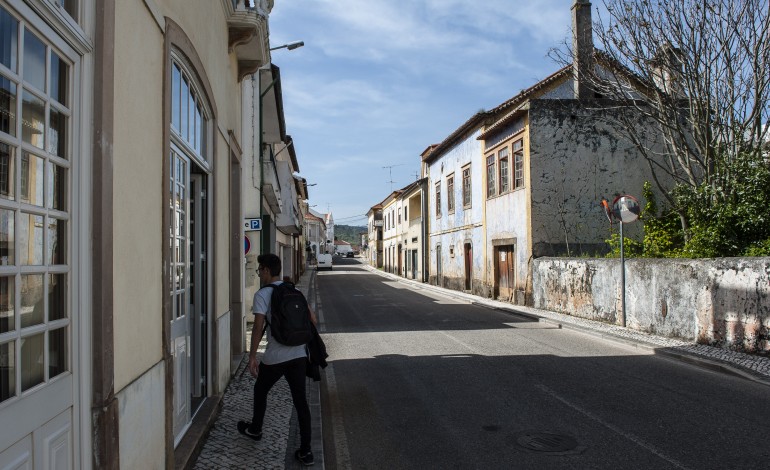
[193,357,295,470]
[193,269,322,469]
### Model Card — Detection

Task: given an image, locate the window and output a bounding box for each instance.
[513,139,524,189]
[435,182,441,217]
[398,208,401,225]
[55,0,79,23]
[498,147,509,193]
[171,60,207,166]
[447,175,455,213]
[486,155,496,198]
[462,165,471,207]
[0,5,72,404]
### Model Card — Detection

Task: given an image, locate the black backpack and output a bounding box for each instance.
[264,282,313,346]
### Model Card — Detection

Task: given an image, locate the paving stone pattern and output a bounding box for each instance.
[194,270,322,469]
[193,344,295,470]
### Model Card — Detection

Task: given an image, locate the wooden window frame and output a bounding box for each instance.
[513,139,524,190]
[498,147,509,194]
[486,154,496,198]
[462,164,471,208]
[446,174,455,213]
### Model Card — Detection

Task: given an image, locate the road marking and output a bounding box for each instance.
[312,275,352,468]
[325,363,353,470]
[535,384,692,470]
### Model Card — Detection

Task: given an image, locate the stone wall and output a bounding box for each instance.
[532,257,770,353]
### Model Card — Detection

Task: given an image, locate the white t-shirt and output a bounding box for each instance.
[252,281,307,365]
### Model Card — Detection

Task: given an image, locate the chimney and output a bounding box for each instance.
[572,0,594,99]
[651,43,684,98]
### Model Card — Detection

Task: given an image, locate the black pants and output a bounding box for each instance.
[251,357,311,452]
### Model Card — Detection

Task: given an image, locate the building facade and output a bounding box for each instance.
[423,115,488,295]
[380,190,402,275]
[366,203,383,267]
[0,0,295,468]
[398,178,428,281]
[478,0,660,304]
[304,210,326,264]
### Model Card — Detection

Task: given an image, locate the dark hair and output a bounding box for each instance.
[257,253,281,276]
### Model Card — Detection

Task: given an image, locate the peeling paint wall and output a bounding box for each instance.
[481,99,667,305]
[528,100,667,256]
[486,189,529,296]
[533,257,770,353]
[427,128,486,294]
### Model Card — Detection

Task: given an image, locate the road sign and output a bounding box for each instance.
[244,218,262,231]
[244,236,251,255]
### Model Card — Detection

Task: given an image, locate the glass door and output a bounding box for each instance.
[170,148,190,443]
[189,172,207,413]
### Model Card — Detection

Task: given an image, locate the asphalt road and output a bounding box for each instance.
[317,258,770,470]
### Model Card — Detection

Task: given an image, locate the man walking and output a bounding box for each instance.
[238,253,316,466]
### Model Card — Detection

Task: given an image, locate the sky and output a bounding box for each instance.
[268,0,585,227]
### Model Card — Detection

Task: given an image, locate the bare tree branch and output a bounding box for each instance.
[552,0,770,235]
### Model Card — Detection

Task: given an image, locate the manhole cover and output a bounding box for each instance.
[515,432,579,453]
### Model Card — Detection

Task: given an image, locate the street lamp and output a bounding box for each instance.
[270,41,304,51]
[258,41,304,253]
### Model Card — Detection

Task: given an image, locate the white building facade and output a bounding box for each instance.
[424,115,488,295]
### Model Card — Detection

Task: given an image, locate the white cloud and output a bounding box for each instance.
[268,0,584,217]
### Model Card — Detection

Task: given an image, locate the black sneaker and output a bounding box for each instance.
[237,421,262,441]
[295,449,314,466]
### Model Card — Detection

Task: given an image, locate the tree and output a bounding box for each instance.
[554,0,770,250]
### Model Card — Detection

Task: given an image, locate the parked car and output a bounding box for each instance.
[317,253,333,270]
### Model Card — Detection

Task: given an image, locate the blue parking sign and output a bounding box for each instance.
[244,218,262,231]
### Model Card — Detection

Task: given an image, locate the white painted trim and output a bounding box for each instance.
[24,0,93,54]
[75,1,96,466]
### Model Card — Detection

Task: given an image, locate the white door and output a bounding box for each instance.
[0,1,80,467]
[170,149,191,443]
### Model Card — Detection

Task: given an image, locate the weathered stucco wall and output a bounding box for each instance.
[427,129,487,295]
[485,187,529,295]
[533,257,770,353]
[528,100,666,256]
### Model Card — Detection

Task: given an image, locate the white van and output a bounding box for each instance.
[317,253,333,271]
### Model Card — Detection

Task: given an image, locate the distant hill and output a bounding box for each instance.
[335,224,367,246]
